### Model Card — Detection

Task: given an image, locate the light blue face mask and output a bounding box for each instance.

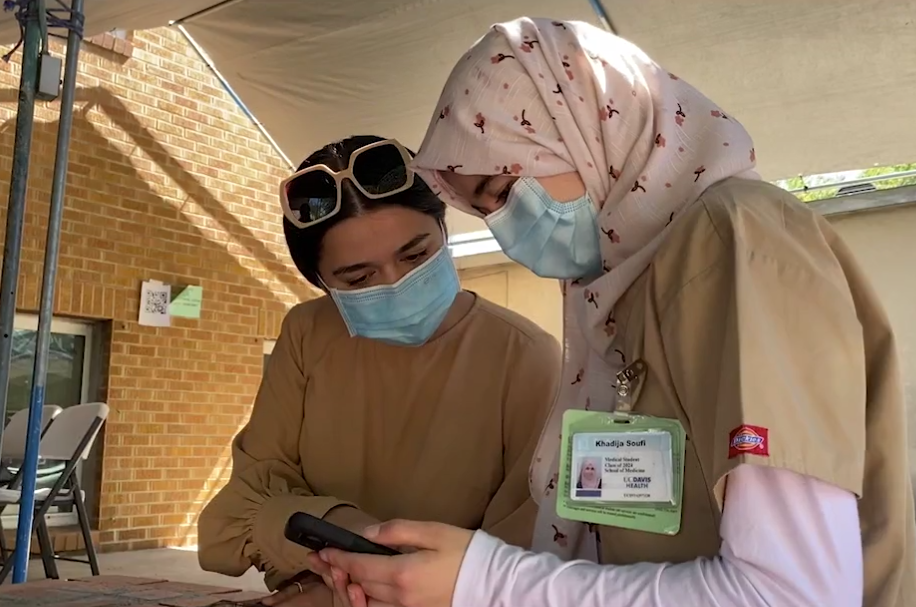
[485,177,603,280]
[328,246,461,346]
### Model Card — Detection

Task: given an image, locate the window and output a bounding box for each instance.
[1,316,95,528]
[263,339,276,374]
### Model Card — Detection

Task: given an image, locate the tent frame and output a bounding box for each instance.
[0,0,84,583]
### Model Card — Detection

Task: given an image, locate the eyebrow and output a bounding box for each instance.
[331,233,432,277]
[395,233,431,255]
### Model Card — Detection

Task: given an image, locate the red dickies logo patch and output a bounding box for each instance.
[728,425,769,459]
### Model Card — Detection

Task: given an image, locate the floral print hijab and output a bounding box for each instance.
[413,17,759,559]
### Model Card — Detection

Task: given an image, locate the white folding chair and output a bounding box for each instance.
[0,403,108,582]
[1,406,64,461]
[0,405,63,562]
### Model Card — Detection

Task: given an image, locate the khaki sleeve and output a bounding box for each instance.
[197,308,378,591]
[660,242,866,506]
[481,331,562,548]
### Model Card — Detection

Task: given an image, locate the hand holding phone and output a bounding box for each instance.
[285,511,400,556]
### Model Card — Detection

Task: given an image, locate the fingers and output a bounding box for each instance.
[356,580,400,605]
[364,519,453,551]
[307,550,345,604]
[306,551,333,577]
[346,583,369,607]
[319,549,401,584]
[332,567,352,607]
[362,585,399,607]
[347,581,401,607]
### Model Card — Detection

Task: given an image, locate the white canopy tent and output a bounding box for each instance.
[2,0,916,585]
[2,0,915,239]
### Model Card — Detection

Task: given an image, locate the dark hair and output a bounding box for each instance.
[283,135,447,289]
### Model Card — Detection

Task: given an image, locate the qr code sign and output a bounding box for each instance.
[144,290,169,315]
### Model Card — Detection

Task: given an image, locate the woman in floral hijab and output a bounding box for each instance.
[306,17,914,607]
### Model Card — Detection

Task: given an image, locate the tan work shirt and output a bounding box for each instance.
[197,295,561,590]
[604,178,916,606]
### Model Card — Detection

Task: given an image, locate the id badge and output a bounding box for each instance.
[557,411,686,535]
[570,431,673,504]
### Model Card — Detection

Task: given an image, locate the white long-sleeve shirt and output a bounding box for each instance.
[453,464,862,607]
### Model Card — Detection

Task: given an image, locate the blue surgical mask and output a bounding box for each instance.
[485,177,602,280]
[328,246,461,346]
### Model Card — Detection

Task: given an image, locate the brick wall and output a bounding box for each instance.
[0,28,315,551]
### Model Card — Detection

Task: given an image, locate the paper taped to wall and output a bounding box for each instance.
[139,280,171,327]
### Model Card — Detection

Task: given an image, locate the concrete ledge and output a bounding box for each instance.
[811,185,916,218]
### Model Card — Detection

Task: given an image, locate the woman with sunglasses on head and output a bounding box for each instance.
[316,19,916,607]
[197,135,562,606]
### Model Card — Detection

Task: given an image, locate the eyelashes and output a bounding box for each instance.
[344,250,429,288]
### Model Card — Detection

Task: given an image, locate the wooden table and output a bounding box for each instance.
[0,575,270,606]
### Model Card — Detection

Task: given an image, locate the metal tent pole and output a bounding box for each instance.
[0,1,42,457]
[12,0,84,583]
[587,0,619,34]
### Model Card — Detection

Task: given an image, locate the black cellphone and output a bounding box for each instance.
[284,512,400,556]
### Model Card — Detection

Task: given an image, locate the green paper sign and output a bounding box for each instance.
[169,285,203,319]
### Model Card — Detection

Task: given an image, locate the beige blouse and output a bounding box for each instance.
[197,295,561,590]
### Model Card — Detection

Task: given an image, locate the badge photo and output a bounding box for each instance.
[574,456,603,499]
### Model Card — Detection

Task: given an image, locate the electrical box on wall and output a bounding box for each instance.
[37,53,62,101]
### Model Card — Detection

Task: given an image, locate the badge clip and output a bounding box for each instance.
[615,359,646,412]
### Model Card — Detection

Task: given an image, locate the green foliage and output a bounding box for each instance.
[861,164,916,190]
[777,163,916,203]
